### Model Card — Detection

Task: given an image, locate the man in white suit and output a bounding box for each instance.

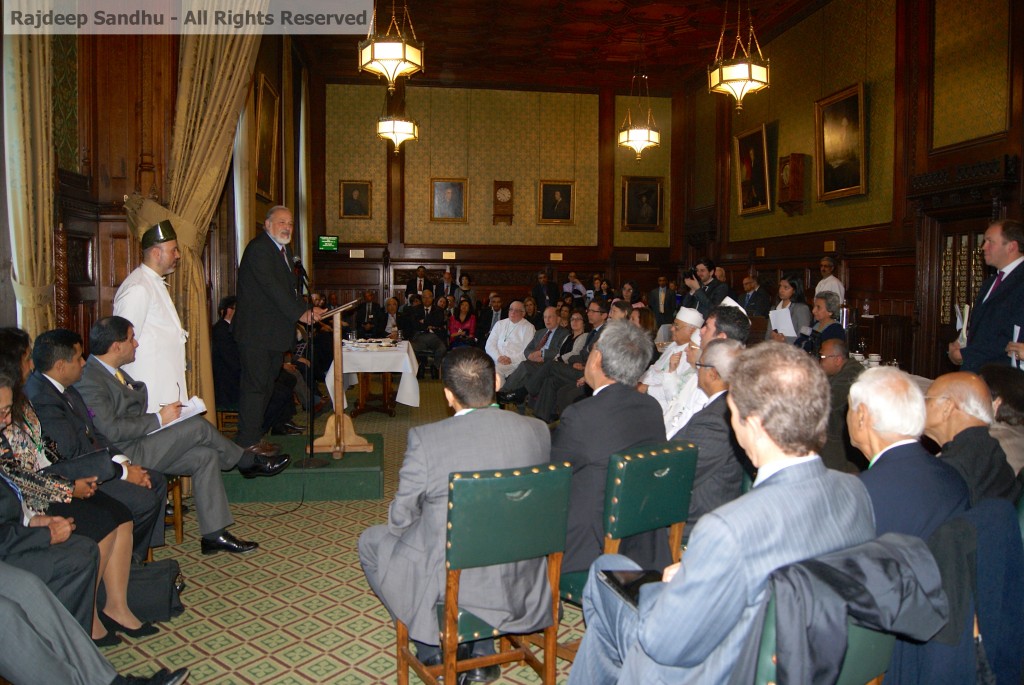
[113,221,188,411]
[484,300,536,381]
[359,347,551,683]
[568,342,875,685]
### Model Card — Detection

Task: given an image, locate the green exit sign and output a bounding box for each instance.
[318,236,339,251]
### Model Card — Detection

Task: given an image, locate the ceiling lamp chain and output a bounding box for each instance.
[358,0,423,92]
[617,37,660,161]
[708,0,770,112]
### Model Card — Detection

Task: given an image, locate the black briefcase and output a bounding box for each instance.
[100,558,185,623]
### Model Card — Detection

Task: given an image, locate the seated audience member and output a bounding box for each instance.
[563,271,588,305]
[354,289,385,339]
[496,306,568,404]
[24,329,166,562]
[531,272,560,310]
[818,338,865,472]
[849,367,969,538]
[530,299,609,422]
[594,279,615,304]
[552,322,668,574]
[978,364,1024,474]
[484,300,536,382]
[619,280,642,308]
[796,291,845,356]
[740,275,771,318]
[503,309,589,406]
[210,297,300,436]
[924,371,1020,505]
[609,300,632,321]
[409,289,448,379]
[767,273,812,345]
[359,347,551,680]
[381,297,402,339]
[566,342,875,685]
[76,317,290,556]
[664,306,751,437]
[0,561,189,685]
[434,270,458,301]
[0,366,147,645]
[671,339,748,530]
[558,304,571,328]
[630,307,661,365]
[399,293,422,337]
[639,308,703,411]
[681,258,729,318]
[523,296,544,329]
[447,298,478,348]
[477,292,505,342]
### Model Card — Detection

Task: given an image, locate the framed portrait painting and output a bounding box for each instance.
[339,181,371,219]
[733,124,771,216]
[255,73,280,202]
[538,180,574,224]
[622,176,663,231]
[815,83,866,201]
[431,178,467,222]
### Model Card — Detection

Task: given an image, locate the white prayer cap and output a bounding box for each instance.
[675,307,704,328]
[719,296,748,317]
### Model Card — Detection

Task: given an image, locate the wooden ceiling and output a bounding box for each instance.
[296,0,827,94]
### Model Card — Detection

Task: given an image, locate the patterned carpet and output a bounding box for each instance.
[104,377,585,684]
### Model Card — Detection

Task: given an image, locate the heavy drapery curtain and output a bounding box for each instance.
[4,35,55,336]
[125,31,260,411]
[298,67,312,271]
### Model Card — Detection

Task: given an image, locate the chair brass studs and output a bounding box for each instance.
[447,522,452,529]
[472,473,480,478]
[562,461,570,467]
[532,467,540,473]
[495,472,503,477]
[492,629,500,636]
[446,541,451,548]
[617,462,625,469]
[448,502,453,509]
[615,478,622,485]
[453,474,462,479]
[449,483,454,490]
[612,496,619,504]
[513,470,521,476]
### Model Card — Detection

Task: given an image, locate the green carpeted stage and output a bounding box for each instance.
[222,433,384,502]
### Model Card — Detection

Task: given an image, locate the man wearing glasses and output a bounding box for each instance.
[818,338,865,473]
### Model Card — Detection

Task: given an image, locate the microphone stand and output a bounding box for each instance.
[293,256,328,469]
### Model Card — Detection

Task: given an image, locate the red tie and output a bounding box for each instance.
[539,329,551,349]
[987,271,1005,299]
[280,246,289,268]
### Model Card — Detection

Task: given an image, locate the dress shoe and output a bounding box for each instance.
[200,531,259,555]
[92,631,122,648]
[496,388,527,405]
[114,667,189,685]
[462,665,501,683]
[239,452,291,478]
[270,425,302,436]
[100,611,160,638]
[283,421,306,432]
[244,440,280,456]
[164,503,189,518]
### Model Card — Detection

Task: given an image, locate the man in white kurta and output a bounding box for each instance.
[113,221,188,412]
[639,307,703,411]
[485,300,536,381]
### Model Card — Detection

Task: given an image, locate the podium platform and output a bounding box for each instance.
[222,433,384,502]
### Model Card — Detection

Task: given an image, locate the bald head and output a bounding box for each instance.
[924,371,993,445]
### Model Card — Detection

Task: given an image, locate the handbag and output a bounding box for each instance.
[100,558,185,623]
[39,447,118,482]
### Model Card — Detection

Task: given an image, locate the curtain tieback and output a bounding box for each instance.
[11,279,54,308]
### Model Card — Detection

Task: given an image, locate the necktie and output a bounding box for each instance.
[745,293,752,306]
[418,278,423,292]
[539,329,552,351]
[584,328,597,351]
[987,271,1005,299]
[659,289,665,311]
[114,369,128,386]
[280,246,289,268]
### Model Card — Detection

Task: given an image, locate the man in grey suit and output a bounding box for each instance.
[359,347,551,683]
[496,306,569,403]
[671,338,749,531]
[75,317,290,556]
[568,342,875,685]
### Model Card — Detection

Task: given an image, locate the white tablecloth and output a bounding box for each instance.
[325,341,420,409]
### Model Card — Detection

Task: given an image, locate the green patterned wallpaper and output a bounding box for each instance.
[693,0,895,242]
[932,0,1009,148]
[325,84,390,243]
[614,95,672,248]
[403,87,599,246]
[51,35,79,173]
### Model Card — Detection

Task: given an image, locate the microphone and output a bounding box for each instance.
[292,255,308,278]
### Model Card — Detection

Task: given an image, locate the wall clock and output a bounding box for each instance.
[493,181,514,225]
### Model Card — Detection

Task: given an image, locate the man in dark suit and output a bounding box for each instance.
[531,272,560,309]
[551,321,668,574]
[76,316,290,555]
[740,275,771,317]
[681,258,729,318]
[405,265,433,298]
[848,366,969,539]
[409,289,447,378]
[25,329,166,561]
[567,343,875,684]
[359,347,551,679]
[234,206,324,449]
[819,338,865,472]
[671,339,747,531]
[354,289,385,339]
[648,275,679,327]
[433,271,458,301]
[948,220,1024,371]
[476,292,506,343]
[0,456,98,633]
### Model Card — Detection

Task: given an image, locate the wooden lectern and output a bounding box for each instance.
[311,301,373,459]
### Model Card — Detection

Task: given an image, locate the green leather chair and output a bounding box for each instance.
[754,594,896,685]
[396,461,572,685]
[555,441,699,662]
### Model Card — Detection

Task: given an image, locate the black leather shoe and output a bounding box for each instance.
[100,611,160,638]
[164,503,189,518]
[239,452,291,478]
[244,440,280,456]
[92,631,122,648]
[497,388,527,405]
[270,425,302,435]
[283,421,306,432]
[462,665,500,683]
[200,531,259,555]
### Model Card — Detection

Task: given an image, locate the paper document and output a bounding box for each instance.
[769,309,797,338]
[148,396,207,434]
[1014,325,1023,370]
[957,305,970,348]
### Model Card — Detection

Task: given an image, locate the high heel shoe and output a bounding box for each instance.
[100,611,160,638]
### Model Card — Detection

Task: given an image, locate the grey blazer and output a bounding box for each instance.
[369,407,552,643]
[524,326,570,362]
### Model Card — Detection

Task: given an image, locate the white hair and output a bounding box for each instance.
[848,366,926,437]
